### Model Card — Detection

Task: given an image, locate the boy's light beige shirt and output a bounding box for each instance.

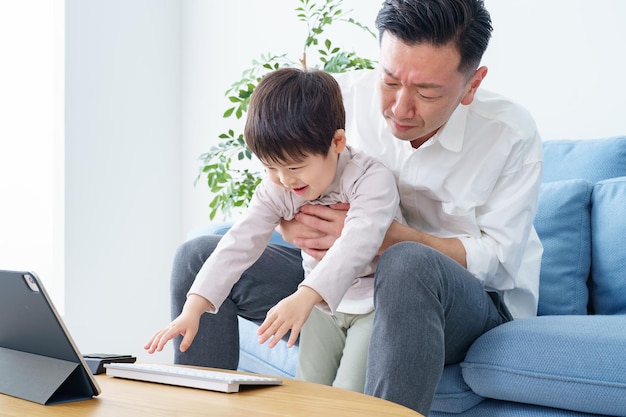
[190,145,402,315]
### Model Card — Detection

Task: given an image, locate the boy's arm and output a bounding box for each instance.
[188,180,286,313]
[297,160,400,314]
[146,180,292,354]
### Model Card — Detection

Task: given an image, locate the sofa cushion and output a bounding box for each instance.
[542,136,626,183]
[590,177,626,314]
[430,398,607,417]
[533,179,593,315]
[430,364,485,413]
[460,316,626,416]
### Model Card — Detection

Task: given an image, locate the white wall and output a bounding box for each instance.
[483,0,626,140]
[64,0,181,361]
[6,0,626,365]
[0,1,64,307]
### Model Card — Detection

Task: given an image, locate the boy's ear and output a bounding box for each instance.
[332,129,347,153]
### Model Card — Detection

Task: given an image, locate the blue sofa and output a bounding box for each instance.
[198,136,626,416]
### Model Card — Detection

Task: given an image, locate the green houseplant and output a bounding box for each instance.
[197,0,377,220]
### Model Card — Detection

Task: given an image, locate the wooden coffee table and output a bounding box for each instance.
[0,369,423,416]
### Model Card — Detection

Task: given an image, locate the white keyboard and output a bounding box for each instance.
[104,362,282,393]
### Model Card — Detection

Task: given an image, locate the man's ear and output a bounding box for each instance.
[332,129,347,153]
[461,66,488,106]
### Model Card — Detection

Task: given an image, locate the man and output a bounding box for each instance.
[167,0,543,414]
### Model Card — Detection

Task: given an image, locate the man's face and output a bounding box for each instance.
[378,32,484,147]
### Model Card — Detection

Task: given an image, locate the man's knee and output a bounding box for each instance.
[375,242,443,294]
[175,234,220,266]
[378,242,435,276]
[170,235,221,299]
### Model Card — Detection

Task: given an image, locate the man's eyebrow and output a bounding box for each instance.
[381,67,443,89]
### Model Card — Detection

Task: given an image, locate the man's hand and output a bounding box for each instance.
[279,203,349,261]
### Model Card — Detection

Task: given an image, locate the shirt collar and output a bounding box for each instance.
[431,103,469,153]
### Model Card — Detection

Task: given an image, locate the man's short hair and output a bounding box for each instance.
[375,0,493,75]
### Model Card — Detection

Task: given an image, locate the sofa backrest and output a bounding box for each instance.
[535,136,626,315]
[198,137,626,317]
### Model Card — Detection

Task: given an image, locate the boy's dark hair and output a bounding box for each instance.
[375,0,492,76]
[244,67,345,164]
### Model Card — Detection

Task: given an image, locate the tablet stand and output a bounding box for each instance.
[0,347,95,405]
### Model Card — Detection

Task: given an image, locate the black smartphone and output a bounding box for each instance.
[83,353,137,374]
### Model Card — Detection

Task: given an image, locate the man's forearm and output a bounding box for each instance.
[382,220,467,268]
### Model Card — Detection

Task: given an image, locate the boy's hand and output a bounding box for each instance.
[144,294,213,354]
[257,287,322,348]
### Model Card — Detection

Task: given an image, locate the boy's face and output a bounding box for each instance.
[261,131,346,201]
[377,32,486,147]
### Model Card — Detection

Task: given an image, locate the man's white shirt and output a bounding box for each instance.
[335,69,544,319]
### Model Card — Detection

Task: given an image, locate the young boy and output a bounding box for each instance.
[145,67,402,392]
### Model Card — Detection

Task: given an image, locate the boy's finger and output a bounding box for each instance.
[287,328,299,348]
[179,327,197,352]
